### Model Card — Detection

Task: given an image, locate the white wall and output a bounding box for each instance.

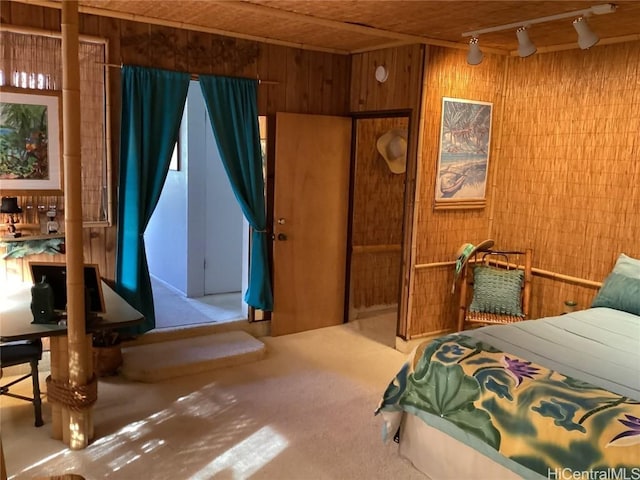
[203,108,244,295]
[146,81,243,299]
[145,111,188,293]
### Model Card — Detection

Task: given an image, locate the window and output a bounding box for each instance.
[0,28,111,225]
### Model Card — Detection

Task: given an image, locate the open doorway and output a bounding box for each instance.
[346,113,410,347]
[145,81,265,330]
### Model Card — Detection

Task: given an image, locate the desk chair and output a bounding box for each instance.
[0,339,44,427]
[457,249,533,331]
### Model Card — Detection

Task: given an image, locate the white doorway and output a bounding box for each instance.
[145,81,247,329]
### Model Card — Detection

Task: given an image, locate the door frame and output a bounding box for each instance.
[345,109,416,340]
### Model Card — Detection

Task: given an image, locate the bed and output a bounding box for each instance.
[377,254,640,479]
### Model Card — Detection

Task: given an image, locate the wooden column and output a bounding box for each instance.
[1,436,7,480]
[60,0,93,449]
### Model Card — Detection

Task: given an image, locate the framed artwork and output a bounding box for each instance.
[434,97,492,209]
[0,87,63,194]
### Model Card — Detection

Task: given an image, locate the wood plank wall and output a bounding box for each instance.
[0,2,350,283]
[408,41,640,338]
[5,1,636,340]
[350,45,424,113]
[349,45,425,336]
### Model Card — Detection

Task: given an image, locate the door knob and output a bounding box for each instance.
[277,233,288,241]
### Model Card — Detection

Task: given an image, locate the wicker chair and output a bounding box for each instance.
[457,249,532,331]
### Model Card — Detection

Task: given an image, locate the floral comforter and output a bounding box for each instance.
[377,330,640,478]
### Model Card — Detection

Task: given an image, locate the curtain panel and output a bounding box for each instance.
[199,75,273,311]
[116,65,189,334]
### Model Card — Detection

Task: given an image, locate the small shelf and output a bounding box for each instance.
[1,233,65,243]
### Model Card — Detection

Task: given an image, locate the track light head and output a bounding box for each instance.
[516,26,537,57]
[462,3,614,60]
[467,37,484,65]
[573,17,600,49]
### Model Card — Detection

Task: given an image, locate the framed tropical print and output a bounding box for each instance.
[0,87,63,194]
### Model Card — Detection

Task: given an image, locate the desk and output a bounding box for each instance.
[0,280,143,449]
[1,280,143,342]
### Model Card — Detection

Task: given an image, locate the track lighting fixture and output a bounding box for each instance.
[516,27,537,58]
[462,3,616,64]
[467,37,483,65]
[572,17,600,49]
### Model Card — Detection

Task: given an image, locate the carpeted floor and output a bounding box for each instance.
[1,323,426,479]
[151,277,244,330]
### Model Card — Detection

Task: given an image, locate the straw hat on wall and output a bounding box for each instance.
[376,129,407,174]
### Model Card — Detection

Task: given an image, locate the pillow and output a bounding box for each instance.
[591,272,640,316]
[611,253,640,280]
[469,266,525,317]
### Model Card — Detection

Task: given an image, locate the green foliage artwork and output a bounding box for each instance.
[0,88,61,193]
[0,101,49,180]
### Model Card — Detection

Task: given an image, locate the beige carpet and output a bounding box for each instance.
[1,323,426,480]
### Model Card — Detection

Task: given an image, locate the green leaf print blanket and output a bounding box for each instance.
[376,309,640,479]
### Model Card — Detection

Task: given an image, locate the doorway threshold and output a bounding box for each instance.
[140,275,270,346]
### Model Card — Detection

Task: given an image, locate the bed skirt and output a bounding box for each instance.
[399,413,522,480]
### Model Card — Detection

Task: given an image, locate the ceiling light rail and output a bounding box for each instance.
[462,3,617,65]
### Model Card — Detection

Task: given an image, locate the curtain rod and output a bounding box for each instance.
[99,62,278,85]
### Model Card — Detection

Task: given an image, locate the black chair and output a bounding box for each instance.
[0,339,44,427]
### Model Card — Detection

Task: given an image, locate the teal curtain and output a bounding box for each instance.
[116,66,190,334]
[199,75,273,311]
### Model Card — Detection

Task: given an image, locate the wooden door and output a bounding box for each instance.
[271,112,352,336]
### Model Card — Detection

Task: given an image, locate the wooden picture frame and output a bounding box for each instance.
[434,97,493,210]
[0,87,63,195]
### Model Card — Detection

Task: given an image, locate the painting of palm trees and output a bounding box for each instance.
[436,97,492,202]
[0,88,61,193]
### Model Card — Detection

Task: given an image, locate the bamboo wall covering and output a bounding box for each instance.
[350,116,408,311]
[408,46,506,337]
[408,41,640,338]
[491,41,640,319]
[349,44,425,336]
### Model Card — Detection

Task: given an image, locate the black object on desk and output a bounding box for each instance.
[30,277,56,324]
[28,262,106,314]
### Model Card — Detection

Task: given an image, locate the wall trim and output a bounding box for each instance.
[413,260,602,289]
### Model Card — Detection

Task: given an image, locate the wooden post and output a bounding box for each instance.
[49,336,65,440]
[456,264,469,332]
[1,436,7,480]
[61,0,93,450]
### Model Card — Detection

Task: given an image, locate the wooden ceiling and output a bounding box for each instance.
[18,0,640,55]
